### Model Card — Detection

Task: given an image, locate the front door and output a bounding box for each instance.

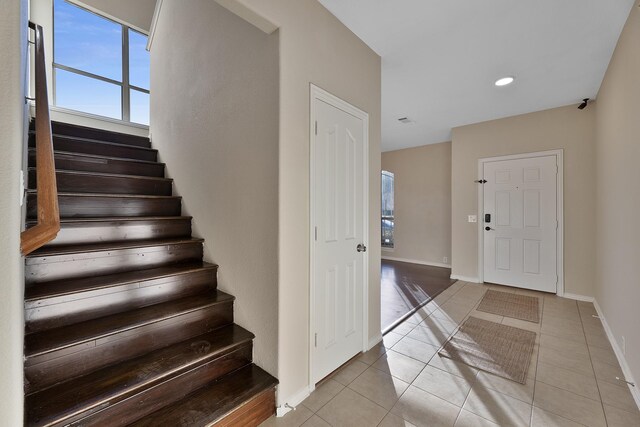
[483,155,558,292]
[312,95,366,383]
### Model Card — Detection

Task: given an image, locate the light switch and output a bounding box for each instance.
[468,215,477,223]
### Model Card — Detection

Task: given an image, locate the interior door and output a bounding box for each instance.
[313,97,366,383]
[483,155,558,292]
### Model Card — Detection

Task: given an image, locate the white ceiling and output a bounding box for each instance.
[318,0,636,151]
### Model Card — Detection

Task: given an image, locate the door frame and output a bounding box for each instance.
[309,84,370,386]
[477,149,564,296]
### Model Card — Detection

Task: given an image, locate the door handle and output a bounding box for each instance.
[485,227,494,231]
[357,244,367,253]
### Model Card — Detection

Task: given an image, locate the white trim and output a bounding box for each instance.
[66,0,150,35]
[382,256,451,269]
[368,334,383,350]
[214,0,279,34]
[562,293,595,303]
[30,103,150,137]
[276,385,313,417]
[450,274,482,283]
[309,84,370,386]
[593,300,640,410]
[146,0,163,51]
[477,149,564,296]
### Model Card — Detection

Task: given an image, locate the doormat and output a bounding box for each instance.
[477,290,540,323]
[439,316,536,384]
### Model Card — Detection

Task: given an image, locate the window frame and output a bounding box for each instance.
[52,0,150,124]
[381,170,395,249]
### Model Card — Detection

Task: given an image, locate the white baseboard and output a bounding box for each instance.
[450,274,481,283]
[368,334,383,350]
[276,385,312,416]
[382,256,451,269]
[562,293,595,302]
[276,333,384,417]
[593,300,640,410]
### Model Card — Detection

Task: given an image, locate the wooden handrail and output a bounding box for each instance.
[21,22,60,255]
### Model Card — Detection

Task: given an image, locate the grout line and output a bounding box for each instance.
[577,299,610,426]
[529,291,545,426]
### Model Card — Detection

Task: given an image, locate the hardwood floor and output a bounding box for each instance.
[381,259,456,333]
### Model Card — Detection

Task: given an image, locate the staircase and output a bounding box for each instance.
[24,121,277,426]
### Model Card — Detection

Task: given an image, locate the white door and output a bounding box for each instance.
[483,155,558,292]
[312,97,366,383]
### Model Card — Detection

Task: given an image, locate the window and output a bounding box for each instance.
[381,170,395,248]
[53,0,150,125]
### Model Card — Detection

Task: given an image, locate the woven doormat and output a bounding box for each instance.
[477,290,540,323]
[439,317,536,384]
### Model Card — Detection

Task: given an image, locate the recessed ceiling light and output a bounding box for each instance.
[495,76,515,87]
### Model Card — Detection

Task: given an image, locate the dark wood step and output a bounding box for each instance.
[31,121,151,148]
[26,216,192,247]
[25,291,235,394]
[129,364,277,427]
[25,238,204,285]
[25,325,254,427]
[29,169,173,196]
[25,261,216,333]
[28,149,165,177]
[29,134,158,162]
[27,192,182,219]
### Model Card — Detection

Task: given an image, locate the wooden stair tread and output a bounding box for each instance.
[26,216,191,226]
[26,324,254,427]
[25,291,234,358]
[24,119,277,424]
[29,148,164,166]
[32,132,158,154]
[33,121,151,148]
[26,237,203,258]
[128,364,278,427]
[25,261,216,301]
[29,167,173,182]
[27,190,180,200]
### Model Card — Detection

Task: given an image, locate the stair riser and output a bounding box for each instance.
[25,243,203,285]
[63,346,253,427]
[28,170,172,196]
[215,388,276,427]
[26,268,216,333]
[29,151,165,177]
[27,194,182,219]
[30,135,157,162]
[33,122,151,148]
[25,301,234,394]
[30,219,192,247]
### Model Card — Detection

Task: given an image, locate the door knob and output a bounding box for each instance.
[357,244,367,253]
[485,227,494,231]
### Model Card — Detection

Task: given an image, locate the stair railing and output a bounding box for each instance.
[21,22,60,255]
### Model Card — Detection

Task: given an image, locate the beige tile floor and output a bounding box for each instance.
[260,282,640,427]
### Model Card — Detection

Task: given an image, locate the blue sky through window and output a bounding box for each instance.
[54,0,122,80]
[129,29,150,90]
[53,0,150,124]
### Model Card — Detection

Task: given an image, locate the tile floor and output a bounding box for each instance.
[260,281,640,427]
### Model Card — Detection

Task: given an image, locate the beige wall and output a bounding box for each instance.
[595,4,640,387]
[150,0,279,376]
[75,0,156,32]
[381,142,452,266]
[223,0,382,405]
[0,0,28,425]
[451,105,597,297]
